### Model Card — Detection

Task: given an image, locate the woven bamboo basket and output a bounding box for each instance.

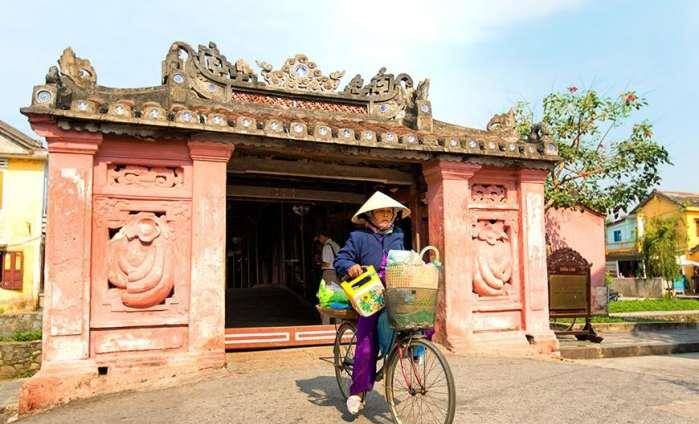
[385,246,440,290]
[385,287,437,330]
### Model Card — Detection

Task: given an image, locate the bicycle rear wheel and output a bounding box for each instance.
[333,321,357,400]
[385,338,456,424]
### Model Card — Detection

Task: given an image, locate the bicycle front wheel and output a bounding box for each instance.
[385,338,456,424]
[333,321,357,400]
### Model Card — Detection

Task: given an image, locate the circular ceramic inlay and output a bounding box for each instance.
[181,111,193,122]
[406,134,417,144]
[211,115,224,125]
[546,144,557,154]
[384,132,395,141]
[36,90,51,103]
[292,123,304,133]
[241,118,252,128]
[488,142,497,149]
[318,126,329,136]
[363,131,374,141]
[208,83,217,92]
[341,129,352,138]
[449,138,459,147]
[379,104,388,113]
[114,104,126,115]
[293,63,309,78]
[77,100,89,111]
[419,103,430,113]
[270,121,281,131]
[172,73,185,84]
[508,143,517,151]
[468,139,478,149]
[148,108,160,119]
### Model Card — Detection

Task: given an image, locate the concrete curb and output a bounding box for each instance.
[561,341,699,360]
[572,322,699,333]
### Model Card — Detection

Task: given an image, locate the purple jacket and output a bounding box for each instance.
[333,227,405,279]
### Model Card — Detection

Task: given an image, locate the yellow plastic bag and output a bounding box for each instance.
[340,265,384,317]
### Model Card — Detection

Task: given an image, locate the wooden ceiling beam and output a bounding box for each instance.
[228,156,415,185]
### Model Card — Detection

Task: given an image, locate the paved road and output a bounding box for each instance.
[12,349,699,424]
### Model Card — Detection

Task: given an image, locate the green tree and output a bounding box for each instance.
[638,215,686,283]
[515,87,671,213]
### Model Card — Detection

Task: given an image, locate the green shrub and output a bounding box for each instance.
[0,330,42,342]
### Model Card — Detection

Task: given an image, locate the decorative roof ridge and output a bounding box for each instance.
[23,42,559,162]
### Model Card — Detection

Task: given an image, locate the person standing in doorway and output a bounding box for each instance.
[315,230,340,284]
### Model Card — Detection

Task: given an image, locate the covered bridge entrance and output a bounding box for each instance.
[19,41,560,413]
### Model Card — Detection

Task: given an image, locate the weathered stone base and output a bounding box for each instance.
[442,329,559,356]
[525,329,560,354]
[18,351,225,415]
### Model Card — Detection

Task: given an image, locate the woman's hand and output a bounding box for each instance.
[347,264,363,279]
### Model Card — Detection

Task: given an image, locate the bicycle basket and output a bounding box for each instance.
[385,287,437,331]
[385,246,440,290]
[315,305,358,320]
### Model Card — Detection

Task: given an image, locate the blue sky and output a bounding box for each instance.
[1,0,696,192]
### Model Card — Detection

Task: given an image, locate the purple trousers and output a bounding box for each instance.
[350,313,381,395]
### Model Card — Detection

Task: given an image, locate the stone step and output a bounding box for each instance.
[561,340,699,360]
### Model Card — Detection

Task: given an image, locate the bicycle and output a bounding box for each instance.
[332,314,456,424]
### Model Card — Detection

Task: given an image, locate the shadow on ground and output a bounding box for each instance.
[295,375,392,424]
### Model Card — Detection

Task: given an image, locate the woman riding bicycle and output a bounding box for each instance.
[333,191,409,415]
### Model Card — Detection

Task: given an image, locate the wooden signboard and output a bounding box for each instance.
[547,247,602,343]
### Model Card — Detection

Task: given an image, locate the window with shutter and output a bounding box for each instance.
[1,251,23,291]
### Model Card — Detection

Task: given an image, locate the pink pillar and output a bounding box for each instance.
[519,169,558,352]
[423,160,480,351]
[32,119,101,363]
[19,118,102,411]
[187,140,233,367]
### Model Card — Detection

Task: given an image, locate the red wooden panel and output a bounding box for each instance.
[225,324,337,350]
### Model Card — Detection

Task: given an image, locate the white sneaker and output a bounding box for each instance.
[346,394,364,415]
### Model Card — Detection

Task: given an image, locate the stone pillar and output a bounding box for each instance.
[187,140,233,367]
[19,118,102,412]
[423,160,480,351]
[518,169,558,352]
[32,119,102,364]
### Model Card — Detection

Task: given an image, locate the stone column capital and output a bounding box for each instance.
[187,140,234,162]
[28,116,102,155]
[518,168,549,184]
[423,160,481,184]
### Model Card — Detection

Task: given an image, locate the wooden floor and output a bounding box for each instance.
[225,285,321,328]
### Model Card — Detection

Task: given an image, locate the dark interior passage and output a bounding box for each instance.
[224,170,417,328]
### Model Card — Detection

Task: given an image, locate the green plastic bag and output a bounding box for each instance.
[317,280,333,307]
[316,279,350,308]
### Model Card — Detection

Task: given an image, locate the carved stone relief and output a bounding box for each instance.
[255,54,345,93]
[108,165,184,189]
[106,212,174,308]
[471,184,507,204]
[472,220,513,297]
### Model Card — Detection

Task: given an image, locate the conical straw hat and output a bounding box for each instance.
[351,191,411,224]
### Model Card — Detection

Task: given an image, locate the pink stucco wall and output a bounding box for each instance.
[545,207,607,314]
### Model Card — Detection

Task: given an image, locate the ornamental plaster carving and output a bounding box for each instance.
[57,48,96,88]
[472,220,513,297]
[471,184,507,204]
[106,212,175,309]
[107,165,184,189]
[255,55,345,93]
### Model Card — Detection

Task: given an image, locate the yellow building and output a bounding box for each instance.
[0,120,46,311]
[634,190,699,283]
